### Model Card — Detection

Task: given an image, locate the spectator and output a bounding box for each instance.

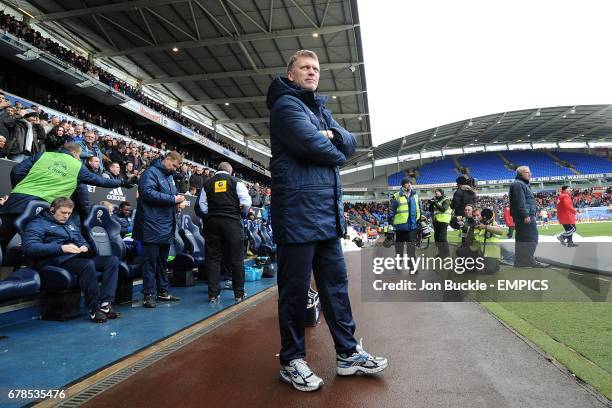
[85,155,102,176]
[176,163,190,193]
[0,135,6,158]
[189,167,206,193]
[0,92,11,139]
[45,125,66,151]
[79,130,104,170]
[4,109,45,162]
[103,162,123,180]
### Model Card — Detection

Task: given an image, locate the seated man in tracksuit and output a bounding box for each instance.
[112,201,133,237]
[22,197,120,323]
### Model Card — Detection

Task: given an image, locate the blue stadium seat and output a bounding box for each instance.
[246,220,274,256]
[503,151,573,177]
[13,201,80,320]
[83,205,135,304]
[554,152,612,175]
[258,223,277,255]
[179,214,205,266]
[459,152,515,181]
[0,219,40,302]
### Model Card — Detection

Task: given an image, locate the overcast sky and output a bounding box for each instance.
[358,0,612,146]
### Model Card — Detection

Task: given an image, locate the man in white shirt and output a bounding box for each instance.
[197,162,251,303]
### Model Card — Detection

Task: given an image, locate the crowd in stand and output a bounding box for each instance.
[0,10,267,170]
[0,91,269,191]
[344,187,612,230]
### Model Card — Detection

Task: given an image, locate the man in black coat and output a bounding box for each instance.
[509,166,548,268]
[133,151,184,308]
[451,175,476,217]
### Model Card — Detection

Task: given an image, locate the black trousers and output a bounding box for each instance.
[433,221,450,257]
[507,226,514,239]
[395,230,417,268]
[560,224,576,242]
[204,216,245,299]
[514,215,538,266]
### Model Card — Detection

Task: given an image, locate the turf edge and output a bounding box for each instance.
[480,301,612,403]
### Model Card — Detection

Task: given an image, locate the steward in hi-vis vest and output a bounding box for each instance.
[389,178,422,272]
[429,188,452,258]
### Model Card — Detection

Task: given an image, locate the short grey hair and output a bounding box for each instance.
[218,161,233,174]
[516,166,530,175]
[286,50,319,73]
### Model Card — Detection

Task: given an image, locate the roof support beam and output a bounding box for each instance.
[217,112,367,124]
[180,90,365,106]
[143,61,362,84]
[94,24,357,58]
[542,105,612,140]
[36,0,187,21]
[494,109,540,141]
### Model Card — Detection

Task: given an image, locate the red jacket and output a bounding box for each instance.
[556,192,577,224]
[504,207,515,227]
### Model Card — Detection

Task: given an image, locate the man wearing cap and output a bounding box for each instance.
[4,108,46,162]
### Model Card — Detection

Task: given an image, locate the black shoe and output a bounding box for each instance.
[209,296,220,304]
[89,308,108,323]
[234,293,248,302]
[100,303,121,319]
[556,235,566,246]
[157,290,180,301]
[567,242,579,247]
[143,294,157,308]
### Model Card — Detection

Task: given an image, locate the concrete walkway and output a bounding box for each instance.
[85,251,607,408]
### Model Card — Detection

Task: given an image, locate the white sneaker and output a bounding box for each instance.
[336,339,388,376]
[279,359,324,392]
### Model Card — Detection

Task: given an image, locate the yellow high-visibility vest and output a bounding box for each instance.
[392,191,420,225]
[473,224,501,259]
[434,197,452,223]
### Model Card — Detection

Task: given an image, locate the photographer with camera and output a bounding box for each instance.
[429,188,451,257]
[390,177,422,272]
[473,208,503,274]
[454,204,479,261]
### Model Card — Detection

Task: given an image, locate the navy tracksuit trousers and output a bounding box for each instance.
[514,215,539,266]
[60,256,119,310]
[277,238,358,365]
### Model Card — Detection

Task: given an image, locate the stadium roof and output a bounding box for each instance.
[343,104,612,169]
[15,0,372,151]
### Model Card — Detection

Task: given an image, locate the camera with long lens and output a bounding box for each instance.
[418,216,433,239]
[480,208,495,226]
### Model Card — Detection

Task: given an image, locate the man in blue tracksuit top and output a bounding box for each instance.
[22,197,120,323]
[267,49,387,392]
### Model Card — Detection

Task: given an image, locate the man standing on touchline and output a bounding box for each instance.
[267,49,387,392]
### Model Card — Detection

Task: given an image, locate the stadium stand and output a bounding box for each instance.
[459,152,515,181]
[502,151,573,177]
[416,158,457,184]
[553,151,612,174]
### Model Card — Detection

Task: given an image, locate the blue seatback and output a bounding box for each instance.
[259,223,274,247]
[247,220,264,252]
[180,215,205,265]
[83,205,125,260]
[14,200,50,235]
